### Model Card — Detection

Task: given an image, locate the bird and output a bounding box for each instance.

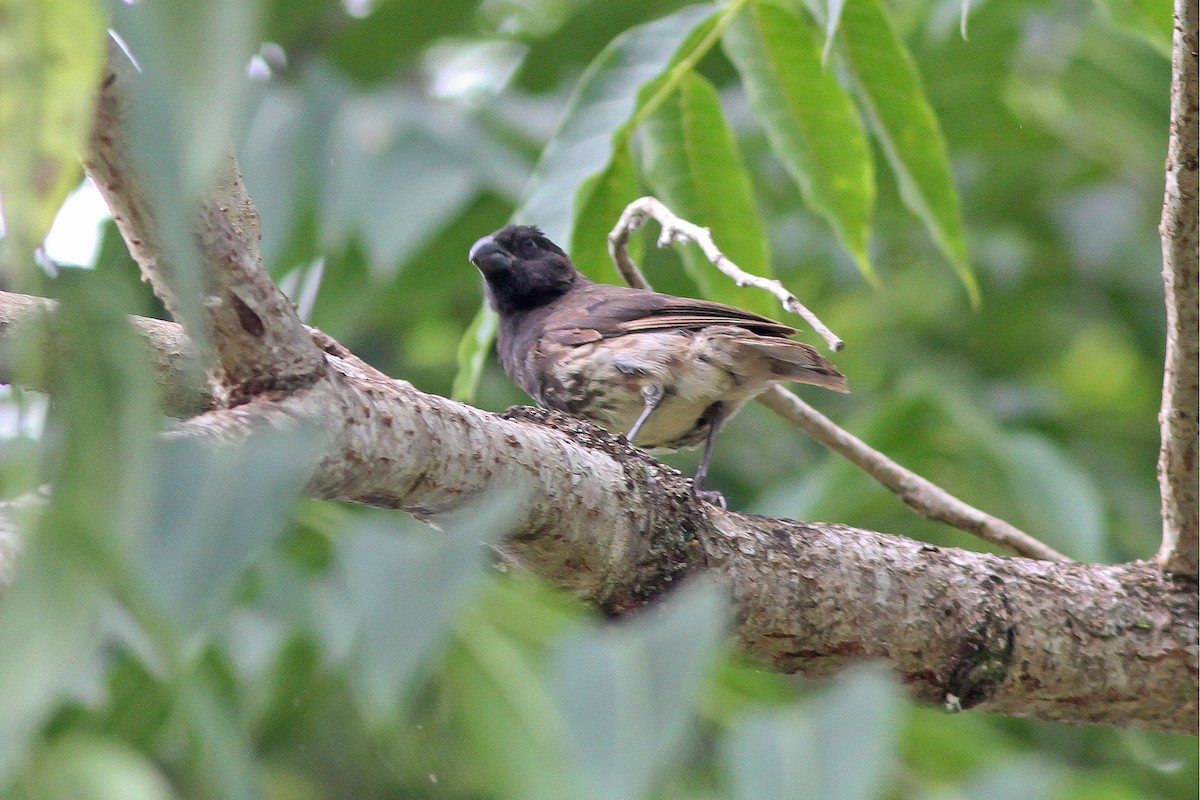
[469,224,848,501]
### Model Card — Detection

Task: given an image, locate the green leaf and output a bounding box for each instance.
[0,269,158,784]
[446,612,578,800]
[112,0,263,203]
[111,0,264,336]
[994,433,1105,562]
[451,302,498,403]
[27,735,177,800]
[723,0,876,282]
[722,707,819,800]
[328,494,517,724]
[517,3,721,246]
[808,665,899,800]
[838,0,980,306]
[569,145,643,285]
[822,0,848,63]
[549,580,728,800]
[722,666,897,800]
[328,0,482,83]
[1094,0,1172,56]
[641,72,777,317]
[0,537,104,785]
[238,87,306,270]
[136,428,319,634]
[965,758,1057,800]
[321,99,480,274]
[43,270,160,545]
[174,666,261,800]
[0,0,104,282]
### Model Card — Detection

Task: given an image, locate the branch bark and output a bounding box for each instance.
[1156,0,1199,577]
[2,23,1191,736]
[0,292,1193,732]
[84,37,326,408]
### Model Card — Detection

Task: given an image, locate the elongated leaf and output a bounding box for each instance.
[0,0,104,282]
[723,708,819,800]
[549,580,728,800]
[31,735,177,800]
[569,144,642,285]
[0,538,104,785]
[808,665,899,800]
[137,427,319,634]
[175,667,261,800]
[838,0,979,305]
[723,0,875,281]
[994,433,1104,562]
[822,0,848,62]
[0,269,158,784]
[641,72,776,317]
[329,493,518,724]
[321,101,479,274]
[111,0,263,336]
[517,3,719,246]
[723,665,897,800]
[1095,0,1172,56]
[965,758,1056,800]
[452,303,498,403]
[446,613,578,800]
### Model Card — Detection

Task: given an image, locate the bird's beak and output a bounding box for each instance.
[469,234,510,272]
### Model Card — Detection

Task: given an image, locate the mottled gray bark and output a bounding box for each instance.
[2,26,1195,736]
[1156,0,1199,577]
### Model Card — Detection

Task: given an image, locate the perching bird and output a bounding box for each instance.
[469,224,848,500]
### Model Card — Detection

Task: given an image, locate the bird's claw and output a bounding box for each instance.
[694,485,727,509]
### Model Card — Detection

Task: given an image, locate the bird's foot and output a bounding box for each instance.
[693,484,727,509]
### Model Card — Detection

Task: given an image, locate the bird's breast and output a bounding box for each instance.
[530,330,770,450]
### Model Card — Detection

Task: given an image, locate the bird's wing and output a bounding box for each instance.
[564,286,798,339]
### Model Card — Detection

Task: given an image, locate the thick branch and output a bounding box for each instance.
[48,29,1194,733]
[83,37,325,406]
[151,346,1200,731]
[0,291,210,417]
[0,290,1192,730]
[1156,0,1199,577]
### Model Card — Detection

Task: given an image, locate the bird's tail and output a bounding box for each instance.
[730,338,850,393]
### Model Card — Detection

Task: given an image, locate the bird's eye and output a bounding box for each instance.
[519,237,539,256]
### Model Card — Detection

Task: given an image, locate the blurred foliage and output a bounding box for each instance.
[0,0,1193,798]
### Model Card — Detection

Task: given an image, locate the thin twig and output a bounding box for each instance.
[607,197,1069,562]
[1155,0,1198,577]
[756,387,1069,562]
[609,197,845,351]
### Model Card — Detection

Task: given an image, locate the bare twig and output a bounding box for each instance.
[607,197,1068,562]
[609,197,845,351]
[1155,0,1199,578]
[756,387,1070,562]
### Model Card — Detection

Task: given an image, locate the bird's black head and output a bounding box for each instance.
[468,225,584,316]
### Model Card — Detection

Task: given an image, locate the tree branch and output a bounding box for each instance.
[605,199,1068,562]
[755,386,1070,562]
[1156,0,1199,577]
[164,343,1200,732]
[83,37,326,407]
[1,289,1191,731]
[3,23,1188,734]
